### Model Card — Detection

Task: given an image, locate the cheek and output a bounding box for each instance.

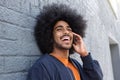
[70,33,74,40]
[53,32,61,41]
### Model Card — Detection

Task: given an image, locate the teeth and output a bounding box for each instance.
[61,36,70,40]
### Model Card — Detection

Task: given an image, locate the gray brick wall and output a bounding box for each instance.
[0,0,40,80]
[0,0,120,80]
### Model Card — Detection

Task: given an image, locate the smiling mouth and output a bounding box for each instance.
[61,36,71,42]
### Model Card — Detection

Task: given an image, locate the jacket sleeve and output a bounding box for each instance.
[81,53,103,80]
[27,63,50,80]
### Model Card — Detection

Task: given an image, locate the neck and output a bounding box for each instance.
[50,47,69,59]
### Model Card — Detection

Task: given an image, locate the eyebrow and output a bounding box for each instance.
[54,25,71,29]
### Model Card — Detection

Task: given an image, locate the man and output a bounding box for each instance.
[27,3,103,80]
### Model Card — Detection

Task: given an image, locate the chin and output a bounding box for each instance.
[62,45,72,50]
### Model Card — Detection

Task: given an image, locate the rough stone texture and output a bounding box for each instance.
[0,0,120,80]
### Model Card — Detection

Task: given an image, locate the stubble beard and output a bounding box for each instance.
[54,41,72,50]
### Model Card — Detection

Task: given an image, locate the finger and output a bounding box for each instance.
[72,44,76,48]
[72,32,82,39]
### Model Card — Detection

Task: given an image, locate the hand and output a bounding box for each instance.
[72,32,88,57]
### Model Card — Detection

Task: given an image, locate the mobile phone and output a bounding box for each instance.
[73,35,77,44]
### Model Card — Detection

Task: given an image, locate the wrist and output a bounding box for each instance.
[80,51,88,57]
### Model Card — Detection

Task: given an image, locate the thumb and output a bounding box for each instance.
[72,44,77,49]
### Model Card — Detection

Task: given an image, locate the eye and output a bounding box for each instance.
[56,28,62,31]
[67,28,72,31]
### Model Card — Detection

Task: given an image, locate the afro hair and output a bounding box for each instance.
[34,3,87,54]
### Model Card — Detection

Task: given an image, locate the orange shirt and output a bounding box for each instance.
[50,54,81,80]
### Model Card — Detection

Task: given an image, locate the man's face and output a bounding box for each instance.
[53,20,73,50]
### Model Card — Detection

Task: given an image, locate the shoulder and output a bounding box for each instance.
[32,54,52,68]
[27,54,53,80]
[28,54,54,74]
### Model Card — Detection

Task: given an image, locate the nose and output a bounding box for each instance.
[63,28,69,34]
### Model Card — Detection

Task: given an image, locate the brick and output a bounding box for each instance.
[18,0,30,15]
[2,0,21,10]
[0,22,40,56]
[0,0,5,6]
[0,72,27,80]
[29,0,40,7]
[0,0,30,15]
[0,22,20,41]
[0,6,36,30]
[0,39,40,56]
[29,5,40,17]
[4,57,30,73]
[0,57,5,73]
[0,0,42,17]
